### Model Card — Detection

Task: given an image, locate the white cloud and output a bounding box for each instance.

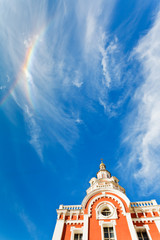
[97,34,129,116]
[99,34,113,88]
[18,208,38,240]
[99,98,107,111]
[85,13,96,47]
[24,38,32,48]
[76,0,116,55]
[75,118,83,124]
[6,74,10,82]
[72,80,83,88]
[72,71,83,88]
[123,10,160,195]
[24,105,43,161]
[0,0,80,156]
[0,0,125,158]
[99,35,123,88]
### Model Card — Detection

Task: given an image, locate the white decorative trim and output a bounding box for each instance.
[135,212,138,218]
[99,220,117,240]
[83,214,89,240]
[66,220,84,225]
[130,200,157,208]
[52,219,65,240]
[70,226,83,240]
[99,220,117,226]
[57,209,67,219]
[87,193,126,216]
[130,205,160,214]
[126,213,138,240]
[150,211,154,217]
[143,211,146,217]
[132,217,160,223]
[60,204,82,210]
[82,189,130,208]
[96,201,118,220]
[155,219,160,233]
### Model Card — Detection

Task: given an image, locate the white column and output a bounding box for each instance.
[83,214,89,240]
[126,213,138,240]
[155,219,160,233]
[52,219,65,240]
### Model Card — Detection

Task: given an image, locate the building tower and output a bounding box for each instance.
[52,160,160,240]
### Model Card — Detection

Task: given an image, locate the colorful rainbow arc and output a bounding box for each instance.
[0,23,48,107]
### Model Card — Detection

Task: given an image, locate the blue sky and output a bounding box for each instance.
[0,0,160,239]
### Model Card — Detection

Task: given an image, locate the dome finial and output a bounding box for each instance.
[100,158,106,170]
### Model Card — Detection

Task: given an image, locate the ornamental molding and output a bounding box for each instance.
[66,220,84,225]
[87,192,126,217]
[130,206,160,213]
[132,217,160,223]
[56,208,84,219]
[95,201,118,220]
[135,225,150,230]
[70,226,84,231]
[70,227,84,240]
[99,219,117,226]
[82,188,130,209]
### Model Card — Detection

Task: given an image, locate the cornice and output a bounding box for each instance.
[132,217,160,223]
[66,220,84,225]
[130,205,160,213]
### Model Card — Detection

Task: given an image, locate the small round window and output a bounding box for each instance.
[101,207,111,216]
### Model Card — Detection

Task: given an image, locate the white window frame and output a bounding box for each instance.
[96,201,118,220]
[99,220,117,240]
[70,227,83,240]
[135,225,152,240]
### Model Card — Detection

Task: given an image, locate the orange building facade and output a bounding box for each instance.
[52,161,160,240]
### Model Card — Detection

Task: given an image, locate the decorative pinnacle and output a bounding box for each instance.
[100,158,106,170]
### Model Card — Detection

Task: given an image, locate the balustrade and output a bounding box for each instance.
[130,201,154,207]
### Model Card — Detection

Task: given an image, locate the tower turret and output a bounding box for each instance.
[97,159,111,179]
[87,159,125,194]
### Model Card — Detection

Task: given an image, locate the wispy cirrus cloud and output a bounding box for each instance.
[99,35,123,89]
[122,10,160,195]
[72,72,83,88]
[17,207,38,240]
[24,105,43,161]
[0,0,133,161]
[0,0,121,158]
[98,33,130,116]
[0,0,49,158]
